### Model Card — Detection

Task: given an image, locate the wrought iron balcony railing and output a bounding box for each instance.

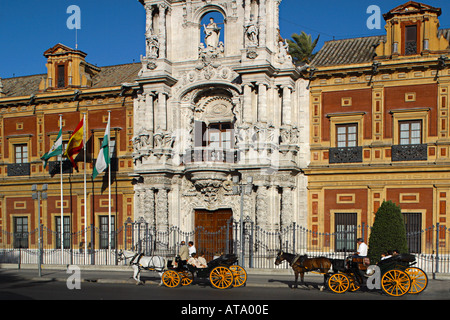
[7,163,31,177]
[329,146,363,164]
[48,160,73,175]
[183,148,240,164]
[391,144,427,162]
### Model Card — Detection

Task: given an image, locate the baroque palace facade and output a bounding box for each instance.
[131,0,309,234]
[306,1,450,252]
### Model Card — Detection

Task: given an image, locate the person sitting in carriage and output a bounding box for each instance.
[188,253,207,269]
[354,238,368,258]
[198,252,208,268]
[350,238,370,270]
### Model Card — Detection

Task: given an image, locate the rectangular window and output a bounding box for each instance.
[57,141,68,162]
[14,144,28,164]
[336,124,357,148]
[100,216,115,249]
[399,120,422,145]
[55,216,71,249]
[403,213,422,253]
[405,25,417,55]
[57,64,66,88]
[14,217,29,248]
[207,123,233,149]
[335,213,357,252]
[99,137,116,158]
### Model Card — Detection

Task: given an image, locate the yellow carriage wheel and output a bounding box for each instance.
[210,266,234,289]
[162,270,181,288]
[229,265,247,288]
[381,269,411,297]
[179,270,194,286]
[348,276,360,292]
[327,273,350,294]
[405,267,428,294]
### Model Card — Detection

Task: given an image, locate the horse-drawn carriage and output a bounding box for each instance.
[275,250,428,297]
[162,253,247,289]
[327,253,428,297]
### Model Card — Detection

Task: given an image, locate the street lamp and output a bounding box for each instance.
[32,184,47,277]
[232,174,253,267]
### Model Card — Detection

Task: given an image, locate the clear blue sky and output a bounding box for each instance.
[1,0,450,79]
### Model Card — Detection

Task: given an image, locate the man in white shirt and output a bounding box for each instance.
[355,238,368,257]
[188,241,196,256]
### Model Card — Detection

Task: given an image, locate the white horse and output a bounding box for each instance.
[117,249,166,285]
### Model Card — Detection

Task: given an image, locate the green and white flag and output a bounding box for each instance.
[93,116,110,179]
[41,128,63,168]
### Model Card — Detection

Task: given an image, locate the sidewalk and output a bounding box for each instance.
[0,263,301,288]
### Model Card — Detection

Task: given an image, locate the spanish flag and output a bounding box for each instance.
[64,118,84,169]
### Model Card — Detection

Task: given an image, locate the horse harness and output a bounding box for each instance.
[129,253,164,272]
[290,255,318,272]
[129,253,144,266]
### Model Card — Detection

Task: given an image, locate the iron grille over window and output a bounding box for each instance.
[335,213,357,252]
[405,25,417,55]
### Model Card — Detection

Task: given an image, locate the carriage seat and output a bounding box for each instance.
[378,253,415,267]
[207,254,237,268]
[351,257,370,271]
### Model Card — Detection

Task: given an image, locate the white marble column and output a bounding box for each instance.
[145,93,155,134]
[256,185,268,229]
[257,82,268,123]
[282,85,292,126]
[243,83,253,124]
[281,186,293,229]
[144,188,155,227]
[244,0,251,24]
[156,92,168,131]
[258,0,267,46]
[156,188,169,230]
[158,4,168,59]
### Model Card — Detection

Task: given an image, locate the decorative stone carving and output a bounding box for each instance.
[245,21,259,47]
[203,18,221,50]
[277,40,292,64]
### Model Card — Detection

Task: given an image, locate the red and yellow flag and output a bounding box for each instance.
[64,118,84,169]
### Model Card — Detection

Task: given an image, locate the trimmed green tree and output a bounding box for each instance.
[368,200,408,263]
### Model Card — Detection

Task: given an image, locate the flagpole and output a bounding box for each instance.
[108,111,111,255]
[83,113,87,263]
[59,114,64,265]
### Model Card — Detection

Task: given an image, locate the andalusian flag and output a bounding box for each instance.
[64,118,84,169]
[41,128,63,168]
[93,115,110,179]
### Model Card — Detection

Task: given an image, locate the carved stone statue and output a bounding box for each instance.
[203,18,221,50]
[245,23,259,47]
[278,40,292,64]
[146,35,160,59]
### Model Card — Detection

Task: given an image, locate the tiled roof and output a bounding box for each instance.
[311,35,386,67]
[1,62,141,98]
[1,74,45,98]
[312,27,450,68]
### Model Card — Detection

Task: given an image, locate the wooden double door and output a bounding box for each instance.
[195,209,233,260]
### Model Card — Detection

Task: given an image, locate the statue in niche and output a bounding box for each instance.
[245,20,259,47]
[146,35,159,59]
[203,18,221,50]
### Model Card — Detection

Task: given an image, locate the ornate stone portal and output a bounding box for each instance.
[133,0,309,232]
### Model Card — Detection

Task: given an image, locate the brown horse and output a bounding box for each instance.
[275,251,332,289]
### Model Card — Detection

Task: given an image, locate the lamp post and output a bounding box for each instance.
[32,184,47,277]
[232,175,253,267]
